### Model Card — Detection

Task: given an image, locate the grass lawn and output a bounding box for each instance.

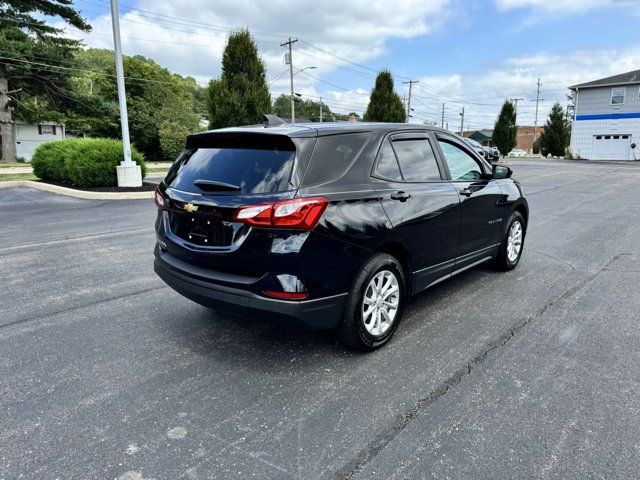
[0,173,38,182]
[0,162,29,169]
[146,168,168,174]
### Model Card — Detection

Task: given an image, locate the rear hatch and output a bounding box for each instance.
[161,132,305,252]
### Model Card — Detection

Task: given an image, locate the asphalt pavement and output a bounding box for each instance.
[1,159,639,480]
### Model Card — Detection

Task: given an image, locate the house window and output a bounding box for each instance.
[38,125,56,135]
[611,87,625,105]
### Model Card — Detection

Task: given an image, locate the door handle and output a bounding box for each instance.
[390,191,411,202]
[459,188,473,197]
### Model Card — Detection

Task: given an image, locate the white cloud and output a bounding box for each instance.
[410,46,640,129]
[60,0,640,128]
[66,0,450,87]
[495,0,637,12]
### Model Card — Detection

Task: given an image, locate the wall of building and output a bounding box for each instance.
[14,123,65,161]
[570,85,640,160]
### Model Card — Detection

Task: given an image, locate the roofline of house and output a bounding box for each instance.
[569,80,640,90]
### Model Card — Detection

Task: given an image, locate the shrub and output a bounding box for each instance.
[31,138,146,187]
[31,140,72,182]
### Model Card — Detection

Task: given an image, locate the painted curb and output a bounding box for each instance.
[0,180,154,200]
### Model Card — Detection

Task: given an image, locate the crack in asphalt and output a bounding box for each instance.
[525,247,578,270]
[0,285,167,333]
[526,248,639,273]
[331,254,622,480]
[0,226,154,253]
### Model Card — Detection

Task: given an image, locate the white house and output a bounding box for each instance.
[569,70,640,160]
[13,121,65,161]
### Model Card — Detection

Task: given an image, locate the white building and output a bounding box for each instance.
[13,121,65,161]
[569,70,640,160]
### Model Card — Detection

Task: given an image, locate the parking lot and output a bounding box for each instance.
[1,159,639,480]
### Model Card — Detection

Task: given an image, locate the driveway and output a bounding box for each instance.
[1,159,639,479]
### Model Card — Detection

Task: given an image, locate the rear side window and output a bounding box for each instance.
[301,133,369,186]
[393,139,441,182]
[165,135,296,194]
[374,141,403,181]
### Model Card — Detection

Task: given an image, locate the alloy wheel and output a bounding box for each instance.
[507,220,523,262]
[361,270,400,336]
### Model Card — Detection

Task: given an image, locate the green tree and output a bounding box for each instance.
[206,29,271,129]
[537,102,570,157]
[0,0,90,161]
[272,94,333,122]
[493,100,518,157]
[71,49,203,161]
[363,71,405,123]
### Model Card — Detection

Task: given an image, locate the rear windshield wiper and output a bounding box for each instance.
[194,179,241,192]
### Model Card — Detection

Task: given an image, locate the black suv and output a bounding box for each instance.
[154,122,528,350]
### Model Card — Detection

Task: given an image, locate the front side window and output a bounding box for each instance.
[392,139,441,182]
[438,140,483,181]
[611,87,625,105]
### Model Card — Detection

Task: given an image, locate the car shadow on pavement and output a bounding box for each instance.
[159,262,499,370]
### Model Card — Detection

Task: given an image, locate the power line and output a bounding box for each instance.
[0,55,182,86]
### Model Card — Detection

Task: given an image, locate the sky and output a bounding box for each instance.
[64,0,640,129]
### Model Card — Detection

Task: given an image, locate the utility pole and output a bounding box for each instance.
[441,102,445,128]
[403,80,418,123]
[459,107,465,135]
[533,78,543,143]
[110,0,141,186]
[510,97,524,123]
[281,37,298,124]
[319,96,323,123]
[0,67,16,163]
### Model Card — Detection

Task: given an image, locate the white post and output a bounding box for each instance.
[110,0,142,187]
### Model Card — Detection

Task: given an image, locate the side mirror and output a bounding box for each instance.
[492,164,512,179]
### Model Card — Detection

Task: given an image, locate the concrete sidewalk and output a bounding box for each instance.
[0,161,172,175]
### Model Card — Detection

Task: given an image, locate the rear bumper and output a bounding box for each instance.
[154,248,347,330]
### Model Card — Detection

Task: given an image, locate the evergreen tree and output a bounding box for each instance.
[493,100,518,157]
[537,102,570,157]
[205,30,271,129]
[363,71,405,123]
[0,0,90,161]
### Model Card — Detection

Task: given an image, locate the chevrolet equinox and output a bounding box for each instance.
[154,122,528,350]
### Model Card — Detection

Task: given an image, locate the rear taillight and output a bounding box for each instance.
[154,187,166,210]
[262,290,309,300]
[233,197,329,230]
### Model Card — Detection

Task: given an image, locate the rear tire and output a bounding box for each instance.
[337,253,406,351]
[492,211,525,271]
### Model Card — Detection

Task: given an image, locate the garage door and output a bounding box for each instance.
[591,134,631,160]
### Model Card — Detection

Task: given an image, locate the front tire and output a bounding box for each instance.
[493,211,525,271]
[338,253,406,351]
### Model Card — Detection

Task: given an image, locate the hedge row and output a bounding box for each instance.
[32,138,147,187]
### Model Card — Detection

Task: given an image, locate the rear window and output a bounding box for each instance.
[301,133,369,186]
[165,135,296,194]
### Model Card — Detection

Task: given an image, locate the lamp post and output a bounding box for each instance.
[110,0,142,187]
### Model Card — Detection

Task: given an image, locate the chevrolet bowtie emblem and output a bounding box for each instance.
[183,203,199,213]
